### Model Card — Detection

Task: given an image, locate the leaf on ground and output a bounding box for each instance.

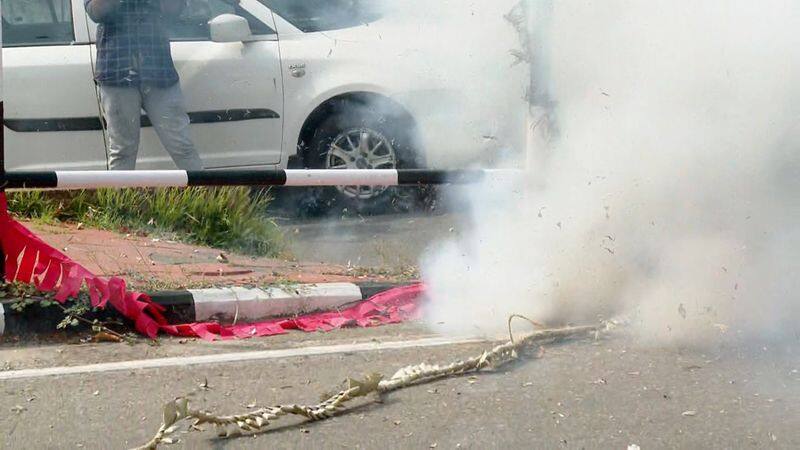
[93,331,122,343]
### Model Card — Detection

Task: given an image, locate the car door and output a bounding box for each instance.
[3,0,107,171]
[85,0,285,170]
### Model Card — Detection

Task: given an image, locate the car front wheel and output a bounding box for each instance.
[301,102,423,215]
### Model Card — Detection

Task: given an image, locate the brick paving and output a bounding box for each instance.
[26,222,402,291]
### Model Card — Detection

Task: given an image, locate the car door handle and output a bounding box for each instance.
[289,63,306,78]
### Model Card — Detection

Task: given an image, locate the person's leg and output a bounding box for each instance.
[141,83,204,170]
[99,85,142,170]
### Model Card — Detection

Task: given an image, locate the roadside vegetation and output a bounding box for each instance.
[1,281,140,344]
[6,188,283,256]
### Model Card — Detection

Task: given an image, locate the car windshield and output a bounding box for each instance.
[261,0,384,32]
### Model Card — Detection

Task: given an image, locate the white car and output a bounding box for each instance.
[3,0,526,209]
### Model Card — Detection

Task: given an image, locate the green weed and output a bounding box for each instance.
[7,187,283,256]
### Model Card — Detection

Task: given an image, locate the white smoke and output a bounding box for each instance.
[365,0,529,167]
[422,0,800,345]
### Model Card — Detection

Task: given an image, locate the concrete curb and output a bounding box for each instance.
[0,282,409,337]
[150,282,407,324]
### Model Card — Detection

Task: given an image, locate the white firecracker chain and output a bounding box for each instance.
[134,320,601,450]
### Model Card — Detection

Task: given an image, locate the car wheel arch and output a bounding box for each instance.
[291,92,421,168]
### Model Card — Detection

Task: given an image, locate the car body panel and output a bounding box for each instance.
[2,0,526,172]
[134,37,285,169]
[3,0,106,170]
[275,17,527,169]
[4,45,108,170]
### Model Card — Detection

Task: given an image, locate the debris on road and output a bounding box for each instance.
[93,331,123,343]
[135,320,601,449]
[198,378,210,391]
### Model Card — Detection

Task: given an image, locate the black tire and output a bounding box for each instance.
[298,101,427,216]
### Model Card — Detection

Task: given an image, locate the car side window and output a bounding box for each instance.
[169,0,275,41]
[2,0,75,47]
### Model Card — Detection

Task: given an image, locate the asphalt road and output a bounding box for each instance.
[2,325,798,449]
[272,186,470,269]
[3,204,799,449]
[279,211,464,269]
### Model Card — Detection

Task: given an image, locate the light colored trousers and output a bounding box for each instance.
[100,83,204,170]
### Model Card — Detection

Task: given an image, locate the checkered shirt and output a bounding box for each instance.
[87,0,180,87]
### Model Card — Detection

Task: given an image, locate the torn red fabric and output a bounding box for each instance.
[0,193,425,340]
[0,194,168,337]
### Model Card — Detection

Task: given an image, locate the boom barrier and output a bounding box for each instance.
[3,169,516,191]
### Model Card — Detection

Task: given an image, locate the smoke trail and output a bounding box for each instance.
[422,0,800,345]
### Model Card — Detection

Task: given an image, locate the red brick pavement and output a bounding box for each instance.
[26,222,397,291]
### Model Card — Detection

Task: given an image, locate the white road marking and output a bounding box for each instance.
[0,336,487,381]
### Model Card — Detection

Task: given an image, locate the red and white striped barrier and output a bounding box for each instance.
[3,169,516,190]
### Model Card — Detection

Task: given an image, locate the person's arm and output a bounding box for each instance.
[84,0,122,23]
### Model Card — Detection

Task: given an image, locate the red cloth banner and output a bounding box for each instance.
[0,194,424,340]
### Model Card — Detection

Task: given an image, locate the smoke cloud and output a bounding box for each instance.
[422,0,800,345]
[362,0,529,167]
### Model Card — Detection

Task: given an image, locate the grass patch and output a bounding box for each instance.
[7,188,283,256]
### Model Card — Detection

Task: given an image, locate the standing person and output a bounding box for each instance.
[85,0,204,170]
